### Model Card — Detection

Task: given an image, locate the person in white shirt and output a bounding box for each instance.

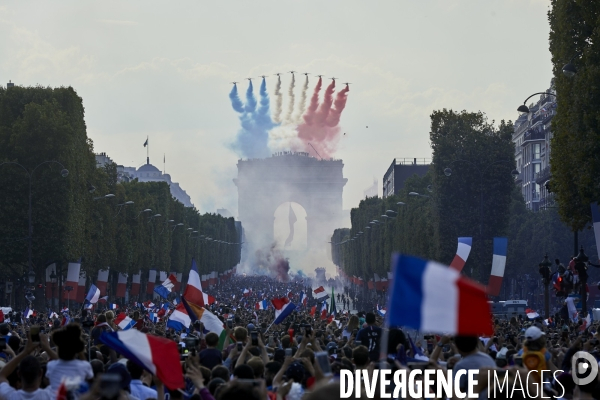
[0,333,53,400]
[45,324,94,392]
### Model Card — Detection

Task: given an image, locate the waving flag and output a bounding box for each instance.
[85,284,101,304]
[109,304,119,310]
[183,259,216,318]
[408,336,429,361]
[300,291,308,306]
[243,288,252,297]
[272,297,296,324]
[387,253,493,336]
[154,274,178,299]
[143,301,155,309]
[449,237,473,272]
[320,302,328,320]
[100,329,184,390]
[255,299,268,310]
[313,286,328,299]
[115,313,136,330]
[196,307,227,348]
[167,302,192,331]
[526,308,540,319]
[487,237,508,296]
[310,305,316,317]
[377,304,386,317]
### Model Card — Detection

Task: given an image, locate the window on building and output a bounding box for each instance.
[533,144,541,160]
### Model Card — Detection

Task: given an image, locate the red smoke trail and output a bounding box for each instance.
[314,80,336,124]
[302,77,322,125]
[325,85,349,127]
[297,82,349,158]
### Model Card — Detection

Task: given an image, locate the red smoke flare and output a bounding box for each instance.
[303,77,322,125]
[298,81,349,158]
[325,85,349,127]
[314,80,336,124]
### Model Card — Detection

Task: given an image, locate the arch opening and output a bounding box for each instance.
[273,202,307,251]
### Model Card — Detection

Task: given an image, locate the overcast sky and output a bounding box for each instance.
[0,0,553,218]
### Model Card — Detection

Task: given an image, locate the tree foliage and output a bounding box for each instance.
[548,0,600,230]
[0,86,240,306]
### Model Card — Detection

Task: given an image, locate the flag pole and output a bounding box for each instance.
[263,320,276,334]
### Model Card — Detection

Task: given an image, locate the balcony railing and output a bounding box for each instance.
[535,166,551,185]
[522,129,545,143]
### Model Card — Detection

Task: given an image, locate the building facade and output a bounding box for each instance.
[513,80,556,211]
[95,153,193,207]
[382,158,430,198]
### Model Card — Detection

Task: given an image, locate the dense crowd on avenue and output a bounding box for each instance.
[1,274,600,400]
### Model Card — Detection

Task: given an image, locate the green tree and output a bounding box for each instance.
[548,0,600,230]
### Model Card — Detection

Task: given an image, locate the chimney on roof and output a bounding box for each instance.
[414,158,417,165]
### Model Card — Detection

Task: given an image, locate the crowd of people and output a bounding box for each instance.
[0,275,599,400]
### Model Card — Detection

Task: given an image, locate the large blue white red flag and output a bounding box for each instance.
[154,274,178,299]
[387,254,493,336]
[100,329,184,389]
[167,302,192,331]
[183,259,216,318]
[299,291,308,306]
[255,299,268,310]
[272,297,296,324]
[488,237,508,296]
[449,237,472,272]
[114,313,136,330]
[85,284,101,304]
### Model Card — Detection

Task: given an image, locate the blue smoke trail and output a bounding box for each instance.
[229,84,244,113]
[244,81,257,113]
[229,79,275,159]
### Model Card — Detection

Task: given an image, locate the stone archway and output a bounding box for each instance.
[234,153,347,253]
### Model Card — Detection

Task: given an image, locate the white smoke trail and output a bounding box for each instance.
[274,75,283,123]
[285,73,296,123]
[296,75,309,123]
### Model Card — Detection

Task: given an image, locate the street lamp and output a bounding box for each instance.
[0,160,68,284]
[409,192,430,198]
[94,193,115,200]
[516,92,557,115]
[539,254,552,318]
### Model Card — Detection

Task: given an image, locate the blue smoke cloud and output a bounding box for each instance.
[229,79,277,159]
[229,85,244,113]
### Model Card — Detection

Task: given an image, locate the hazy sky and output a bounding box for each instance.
[0,0,553,218]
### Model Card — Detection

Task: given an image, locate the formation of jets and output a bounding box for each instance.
[231,74,352,85]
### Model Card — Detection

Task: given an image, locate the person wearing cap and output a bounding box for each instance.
[521,326,555,382]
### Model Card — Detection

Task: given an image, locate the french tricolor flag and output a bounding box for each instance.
[313,286,328,299]
[487,237,508,296]
[109,304,119,310]
[272,297,296,324]
[114,313,136,330]
[387,254,493,336]
[449,237,472,272]
[154,274,178,299]
[255,299,268,310]
[99,329,184,390]
[320,301,328,320]
[182,259,216,319]
[299,291,308,307]
[243,288,252,297]
[526,308,540,319]
[167,302,191,331]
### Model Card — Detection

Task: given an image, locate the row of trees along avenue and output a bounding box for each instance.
[0,86,241,310]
